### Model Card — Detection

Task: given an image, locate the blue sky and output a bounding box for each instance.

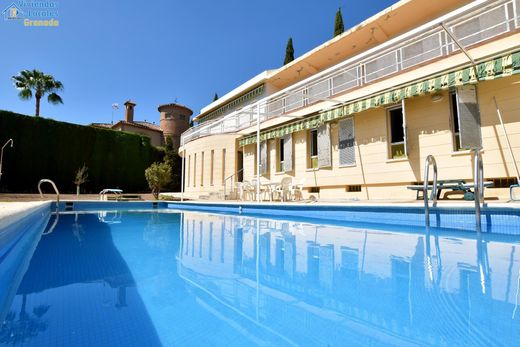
[0,0,396,125]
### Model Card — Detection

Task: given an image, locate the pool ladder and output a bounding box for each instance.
[474,149,484,232]
[38,179,60,235]
[423,151,485,231]
[423,155,438,228]
[38,179,60,203]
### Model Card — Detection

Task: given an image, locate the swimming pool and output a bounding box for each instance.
[1,202,520,346]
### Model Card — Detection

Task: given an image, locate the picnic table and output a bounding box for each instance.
[407,180,493,200]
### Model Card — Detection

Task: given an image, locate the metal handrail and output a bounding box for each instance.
[0,138,14,183]
[223,168,244,198]
[474,149,484,231]
[38,179,60,203]
[424,155,438,227]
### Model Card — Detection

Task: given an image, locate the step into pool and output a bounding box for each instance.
[1,203,519,346]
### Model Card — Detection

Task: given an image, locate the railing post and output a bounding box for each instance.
[474,149,484,232]
[256,103,261,203]
[424,155,438,227]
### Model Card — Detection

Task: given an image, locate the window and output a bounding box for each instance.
[259,141,268,176]
[455,85,482,150]
[222,149,226,185]
[278,138,285,172]
[210,150,214,186]
[201,152,205,186]
[309,129,318,169]
[193,153,197,187]
[278,134,293,172]
[339,118,356,166]
[187,155,191,188]
[450,91,462,151]
[387,105,406,159]
[347,185,362,192]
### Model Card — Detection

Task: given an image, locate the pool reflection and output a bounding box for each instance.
[178,211,520,346]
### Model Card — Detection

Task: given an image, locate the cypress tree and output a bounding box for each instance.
[213,93,218,101]
[334,8,344,37]
[283,37,295,65]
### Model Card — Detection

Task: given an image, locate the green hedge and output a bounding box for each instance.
[0,110,163,193]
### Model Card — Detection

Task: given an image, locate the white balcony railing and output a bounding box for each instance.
[181,0,519,147]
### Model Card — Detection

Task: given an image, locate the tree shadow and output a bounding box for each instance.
[1,213,162,346]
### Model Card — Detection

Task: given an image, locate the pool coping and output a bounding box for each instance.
[161,200,520,211]
[0,201,52,231]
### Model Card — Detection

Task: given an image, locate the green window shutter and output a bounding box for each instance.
[317,123,332,168]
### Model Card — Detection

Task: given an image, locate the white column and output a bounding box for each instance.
[181,147,185,202]
[256,104,261,203]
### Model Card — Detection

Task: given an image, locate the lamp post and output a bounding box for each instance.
[111,103,119,124]
[0,139,14,183]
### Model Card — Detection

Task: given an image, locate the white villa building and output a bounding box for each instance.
[179,0,520,201]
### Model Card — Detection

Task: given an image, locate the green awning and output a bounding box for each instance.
[239,50,520,147]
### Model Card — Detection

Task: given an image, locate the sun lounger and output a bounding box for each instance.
[119,194,143,201]
[99,189,123,201]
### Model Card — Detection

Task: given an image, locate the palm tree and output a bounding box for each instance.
[11,69,63,117]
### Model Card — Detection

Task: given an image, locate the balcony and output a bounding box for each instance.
[181,0,519,147]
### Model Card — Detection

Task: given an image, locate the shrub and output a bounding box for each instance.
[145,162,172,199]
[0,110,163,193]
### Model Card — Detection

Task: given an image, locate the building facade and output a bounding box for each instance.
[92,101,192,149]
[180,0,520,200]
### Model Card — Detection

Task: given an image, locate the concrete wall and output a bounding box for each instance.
[182,134,240,198]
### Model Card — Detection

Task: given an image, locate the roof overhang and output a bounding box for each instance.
[194,70,277,122]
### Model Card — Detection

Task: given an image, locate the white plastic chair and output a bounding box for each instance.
[275,177,293,202]
[290,178,305,201]
[237,181,254,201]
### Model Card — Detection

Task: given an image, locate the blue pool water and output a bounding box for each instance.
[1,206,520,346]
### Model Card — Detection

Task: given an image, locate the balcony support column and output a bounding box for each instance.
[256,104,261,203]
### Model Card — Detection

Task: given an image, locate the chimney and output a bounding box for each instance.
[124,100,136,122]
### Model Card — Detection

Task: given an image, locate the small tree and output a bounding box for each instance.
[213,93,219,101]
[73,164,88,196]
[333,8,345,37]
[145,162,172,199]
[283,37,295,65]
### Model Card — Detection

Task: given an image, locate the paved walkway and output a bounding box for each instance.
[0,193,515,205]
[0,193,155,202]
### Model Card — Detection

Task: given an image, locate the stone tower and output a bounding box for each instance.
[158,103,193,150]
